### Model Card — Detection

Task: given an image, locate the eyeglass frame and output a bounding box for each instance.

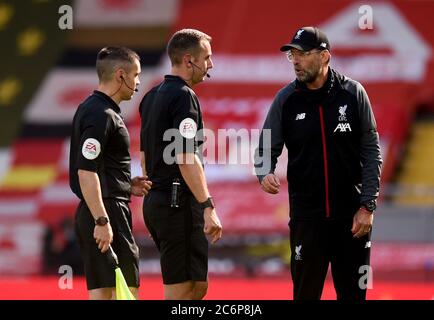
[285,48,327,62]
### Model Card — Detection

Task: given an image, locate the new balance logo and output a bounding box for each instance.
[295,113,306,120]
[334,123,352,132]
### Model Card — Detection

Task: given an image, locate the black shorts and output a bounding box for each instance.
[143,190,208,285]
[75,199,140,290]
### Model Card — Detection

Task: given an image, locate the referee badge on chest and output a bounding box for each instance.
[179,118,197,139]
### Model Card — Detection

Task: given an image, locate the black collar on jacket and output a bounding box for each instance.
[294,67,342,105]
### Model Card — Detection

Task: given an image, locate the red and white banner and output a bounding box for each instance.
[0,220,44,274]
[74,0,179,26]
[24,69,153,124]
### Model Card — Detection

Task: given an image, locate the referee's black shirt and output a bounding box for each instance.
[139,75,204,192]
[69,90,132,201]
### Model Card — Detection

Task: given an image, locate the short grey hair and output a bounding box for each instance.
[167,29,212,66]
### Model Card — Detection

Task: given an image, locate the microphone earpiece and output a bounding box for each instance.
[189,61,211,79]
[120,75,138,92]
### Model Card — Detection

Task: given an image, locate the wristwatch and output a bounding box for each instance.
[199,197,215,210]
[361,200,376,213]
[95,216,109,226]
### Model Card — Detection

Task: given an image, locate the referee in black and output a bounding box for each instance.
[139,29,222,300]
[69,47,152,300]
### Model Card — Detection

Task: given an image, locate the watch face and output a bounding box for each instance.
[364,201,376,212]
[95,217,109,226]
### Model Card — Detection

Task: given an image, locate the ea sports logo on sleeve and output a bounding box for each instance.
[179,118,197,139]
[82,138,101,160]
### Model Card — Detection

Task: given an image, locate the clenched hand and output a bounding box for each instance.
[204,208,222,244]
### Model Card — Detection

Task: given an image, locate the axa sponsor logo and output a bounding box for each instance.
[334,123,352,132]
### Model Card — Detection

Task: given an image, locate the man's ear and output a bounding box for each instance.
[114,68,124,82]
[184,54,192,67]
[322,50,331,64]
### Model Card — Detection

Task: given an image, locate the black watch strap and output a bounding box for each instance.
[199,197,215,210]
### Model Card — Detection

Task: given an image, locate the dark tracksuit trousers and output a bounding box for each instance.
[289,218,372,300]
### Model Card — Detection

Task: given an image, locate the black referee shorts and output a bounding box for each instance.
[289,218,371,300]
[74,199,140,290]
[143,190,208,285]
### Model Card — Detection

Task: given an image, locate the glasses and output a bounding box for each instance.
[285,49,323,62]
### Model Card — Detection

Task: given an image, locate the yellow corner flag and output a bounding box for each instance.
[109,246,136,300]
[115,267,136,300]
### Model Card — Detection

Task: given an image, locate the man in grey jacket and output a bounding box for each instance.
[254,26,382,300]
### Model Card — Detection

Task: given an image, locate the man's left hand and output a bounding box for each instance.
[131,176,152,197]
[351,208,374,238]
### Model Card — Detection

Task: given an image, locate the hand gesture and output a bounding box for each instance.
[261,173,280,194]
[131,176,152,197]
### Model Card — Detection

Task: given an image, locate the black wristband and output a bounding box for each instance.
[199,197,215,210]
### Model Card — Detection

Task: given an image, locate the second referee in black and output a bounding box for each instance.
[69,47,152,299]
[139,29,222,300]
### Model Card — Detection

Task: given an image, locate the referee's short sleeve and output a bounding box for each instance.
[76,110,113,172]
[171,91,199,154]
